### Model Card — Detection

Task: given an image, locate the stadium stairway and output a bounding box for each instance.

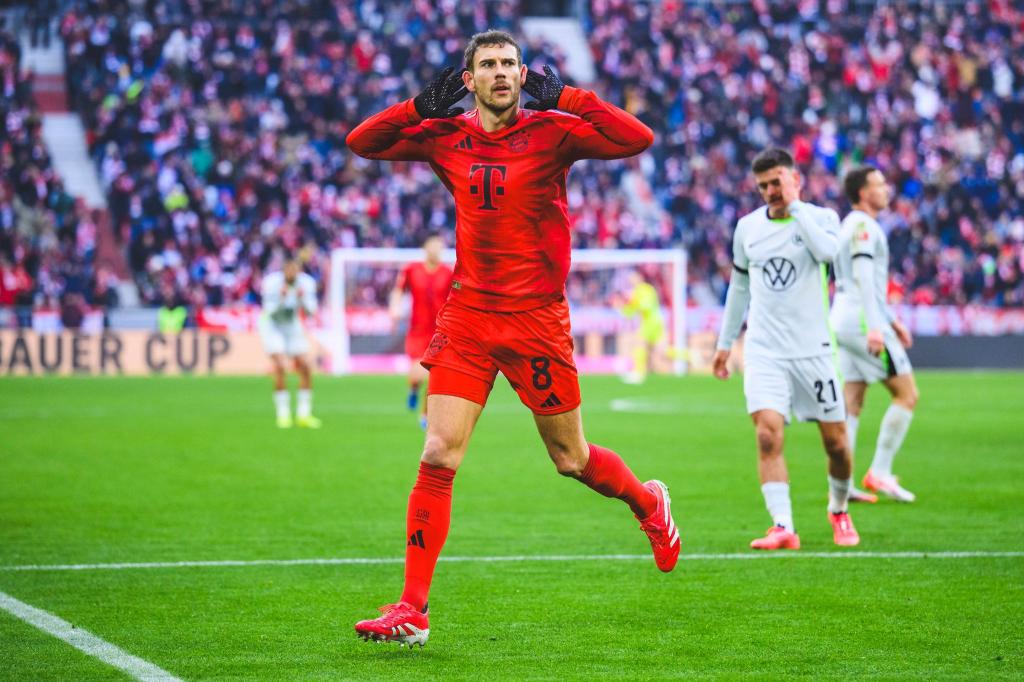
[521,16,596,82]
[19,18,137,303]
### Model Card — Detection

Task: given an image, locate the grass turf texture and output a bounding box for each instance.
[1,372,1022,680]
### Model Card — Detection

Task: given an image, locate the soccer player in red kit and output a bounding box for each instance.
[389,232,453,428]
[347,30,680,647]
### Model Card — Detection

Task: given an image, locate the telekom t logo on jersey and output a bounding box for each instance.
[469,164,507,211]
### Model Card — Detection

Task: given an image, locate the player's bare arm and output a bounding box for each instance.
[892,318,913,348]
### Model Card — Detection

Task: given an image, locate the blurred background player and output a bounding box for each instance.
[389,233,453,428]
[832,166,919,503]
[713,148,859,550]
[617,270,668,384]
[258,255,321,429]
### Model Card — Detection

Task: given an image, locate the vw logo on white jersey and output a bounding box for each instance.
[763,257,797,291]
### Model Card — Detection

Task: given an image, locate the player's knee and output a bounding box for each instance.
[755,427,782,458]
[822,433,847,459]
[421,433,462,469]
[548,441,587,477]
[553,453,587,478]
[898,386,919,410]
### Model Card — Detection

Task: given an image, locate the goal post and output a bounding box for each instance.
[327,248,687,376]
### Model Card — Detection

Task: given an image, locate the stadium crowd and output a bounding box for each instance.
[0,25,118,328]
[1,0,1022,314]
[586,0,1024,306]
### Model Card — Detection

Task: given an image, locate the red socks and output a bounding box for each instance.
[580,443,657,518]
[398,446,650,609]
[400,462,456,611]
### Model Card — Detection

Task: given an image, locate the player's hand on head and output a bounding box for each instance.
[523,65,565,111]
[780,169,801,207]
[712,349,731,380]
[413,65,469,119]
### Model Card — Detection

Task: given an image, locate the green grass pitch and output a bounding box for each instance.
[1,371,1022,680]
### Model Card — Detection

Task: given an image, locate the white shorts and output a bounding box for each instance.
[836,328,912,384]
[258,316,309,356]
[743,354,846,424]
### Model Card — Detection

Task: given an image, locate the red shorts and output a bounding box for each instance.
[421,298,581,415]
[405,332,433,360]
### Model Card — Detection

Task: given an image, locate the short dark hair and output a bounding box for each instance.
[422,231,443,245]
[464,30,521,71]
[750,148,795,174]
[843,165,879,204]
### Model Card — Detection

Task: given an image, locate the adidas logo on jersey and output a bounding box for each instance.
[540,393,562,408]
[453,136,473,150]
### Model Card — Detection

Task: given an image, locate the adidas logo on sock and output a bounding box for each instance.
[453,135,473,150]
[407,529,426,549]
[539,393,562,408]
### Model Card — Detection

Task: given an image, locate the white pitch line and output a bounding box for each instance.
[0,590,181,681]
[1,551,1022,573]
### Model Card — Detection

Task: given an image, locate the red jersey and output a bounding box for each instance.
[347,87,653,311]
[397,261,454,335]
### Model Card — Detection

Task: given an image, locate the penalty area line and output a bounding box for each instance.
[1,551,1022,573]
[0,590,182,681]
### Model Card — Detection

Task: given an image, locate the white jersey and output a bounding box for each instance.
[723,202,841,359]
[830,210,892,334]
[261,271,318,325]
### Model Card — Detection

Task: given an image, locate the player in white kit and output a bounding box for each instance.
[832,166,918,502]
[259,256,321,429]
[712,148,859,549]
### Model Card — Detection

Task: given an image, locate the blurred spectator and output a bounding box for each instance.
[60,291,86,329]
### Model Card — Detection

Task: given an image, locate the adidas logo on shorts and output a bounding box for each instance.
[539,393,562,408]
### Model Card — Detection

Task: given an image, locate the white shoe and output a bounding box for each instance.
[849,486,878,504]
[863,470,916,503]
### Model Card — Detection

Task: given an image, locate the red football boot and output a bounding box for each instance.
[750,525,801,550]
[355,602,430,648]
[829,511,861,547]
[637,480,681,572]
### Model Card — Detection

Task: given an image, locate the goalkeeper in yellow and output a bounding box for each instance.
[618,271,668,384]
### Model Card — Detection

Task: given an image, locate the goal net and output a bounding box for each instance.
[327,248,687,376]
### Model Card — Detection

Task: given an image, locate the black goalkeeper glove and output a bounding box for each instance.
[523,65,565,111]
[413,66,469,119]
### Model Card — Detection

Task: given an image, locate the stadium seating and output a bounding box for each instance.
[0,27,118,328]
[586,0,1024,306]
[2,0,1021,311]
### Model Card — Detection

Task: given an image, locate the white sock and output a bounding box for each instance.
[274,390,290,419]
[297,389,312,418]
[846,414,859,460]
[828,475,851,514]
[761,482,794,532]
[871,404,913,478]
